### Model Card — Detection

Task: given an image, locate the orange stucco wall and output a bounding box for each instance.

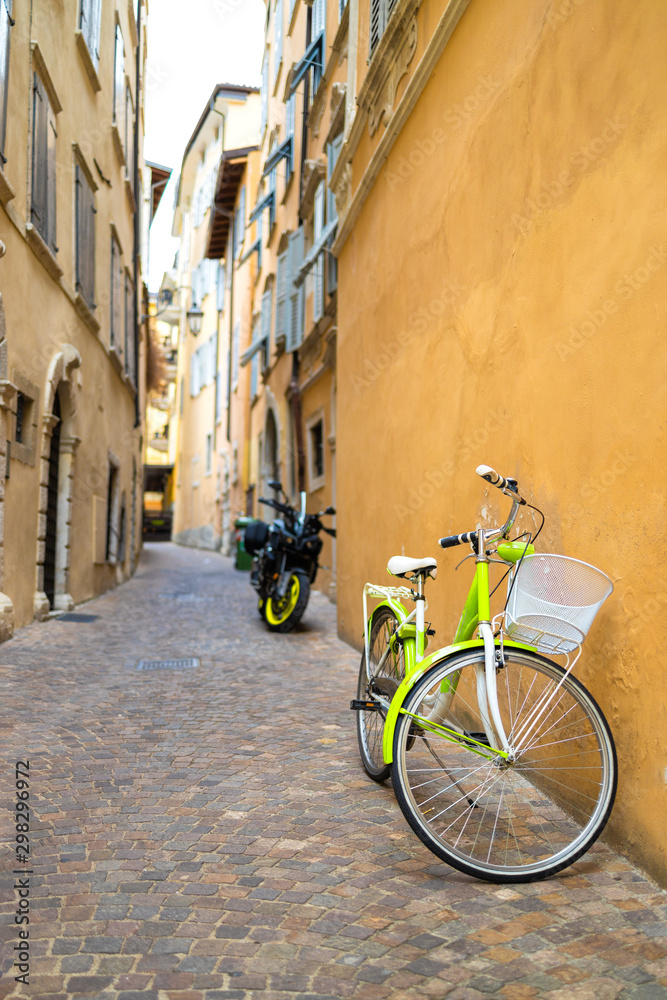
[336,0,667,882]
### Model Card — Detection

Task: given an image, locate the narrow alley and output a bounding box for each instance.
[0,545,666,999]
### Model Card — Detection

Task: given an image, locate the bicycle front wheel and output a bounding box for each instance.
[356,607,405,782]
[392,648,617,882]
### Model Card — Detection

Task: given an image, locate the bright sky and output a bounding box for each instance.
[145,0,265,291]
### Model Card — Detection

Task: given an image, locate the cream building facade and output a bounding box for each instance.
[171,86,261,553]
[0,0,147,634]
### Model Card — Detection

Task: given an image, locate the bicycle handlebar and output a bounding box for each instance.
[476,464,526,505]
[439,531,478,549]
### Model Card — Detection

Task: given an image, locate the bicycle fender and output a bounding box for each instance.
[381,638,534,764]
[364,597,409,647]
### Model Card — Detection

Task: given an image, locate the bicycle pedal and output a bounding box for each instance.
[350,699,379,712]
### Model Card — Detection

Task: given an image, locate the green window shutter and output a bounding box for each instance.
[261,289,272,369]
[275,250,288,344]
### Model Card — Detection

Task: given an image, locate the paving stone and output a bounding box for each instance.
[0,544,665,1000]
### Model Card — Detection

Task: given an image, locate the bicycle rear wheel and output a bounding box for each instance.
[392,647,617,882]
[356,607,405,782]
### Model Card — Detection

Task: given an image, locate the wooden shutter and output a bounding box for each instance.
[261,289,272,369]
[81,0,101,68]
[275,250,288,343]
[75,164,95,306]
[0,0,12,160]
[313,183,325,323]
[111,236,123,351]
[46,103,57,252]
[31,74,48,237]
[261,51,268,135]
[217,261,226,311]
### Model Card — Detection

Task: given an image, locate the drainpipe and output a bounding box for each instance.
[290,353,306,493]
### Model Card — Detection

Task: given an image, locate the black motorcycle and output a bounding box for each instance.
[244,481,336,632]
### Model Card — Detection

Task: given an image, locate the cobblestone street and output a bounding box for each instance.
[1,543,666,1000]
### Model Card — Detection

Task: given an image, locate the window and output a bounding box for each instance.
[205,433,213,475]
[234,185,246,260]
[113,25,124,128]
[79,0,102,70]
[15,391,25,443]
[260,51,268,135]
[327,135,342,292]
[105,460,119,562]
[370,0,398,56]
[217,261,226,311]
[75,162,96,307]
[275,250,288,344]
[307,413,325,489]
[125,85,134,186]
[286,227,305,351]
[0,0,12,163]
[232,318,240,389]
[313,181,325,322]
[110,233,123,352]
[274,0,283,83]
[125,275,136,384]
[31,73,57,253]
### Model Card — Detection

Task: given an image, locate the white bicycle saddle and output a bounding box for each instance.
[387,556,437,580]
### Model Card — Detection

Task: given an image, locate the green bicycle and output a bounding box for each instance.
[352,465,617,883]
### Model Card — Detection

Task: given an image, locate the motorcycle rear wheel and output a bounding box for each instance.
[264,571,310,633]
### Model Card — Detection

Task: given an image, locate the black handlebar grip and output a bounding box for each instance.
[439,531,478,549]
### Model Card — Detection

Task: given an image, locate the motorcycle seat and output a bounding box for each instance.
[387,556,437,580]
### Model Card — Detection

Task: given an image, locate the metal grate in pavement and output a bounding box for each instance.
[136,657,200,671]
[57,613,100,623]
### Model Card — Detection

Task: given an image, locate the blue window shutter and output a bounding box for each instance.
[287,228,304,351]
[261,289,272,368]
[275,250,288,344]
[313,182,325,323]
[274,0,283,80]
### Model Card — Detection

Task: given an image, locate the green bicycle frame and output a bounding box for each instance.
[366,539,534,764]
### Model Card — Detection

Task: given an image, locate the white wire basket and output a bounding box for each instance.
[505,554,613,654]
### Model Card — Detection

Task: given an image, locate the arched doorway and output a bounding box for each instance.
[43,391,61,607]
[262,407,280,507]
[34,346,81,619]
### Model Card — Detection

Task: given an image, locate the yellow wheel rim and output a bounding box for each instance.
[265,575,300,625]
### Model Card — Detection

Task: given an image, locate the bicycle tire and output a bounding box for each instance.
[391,647,617,882]
[264,571,310,632]
[356,607,405,782]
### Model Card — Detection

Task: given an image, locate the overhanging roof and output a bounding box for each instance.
[146,161,172,223]
[204,146,257,260]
